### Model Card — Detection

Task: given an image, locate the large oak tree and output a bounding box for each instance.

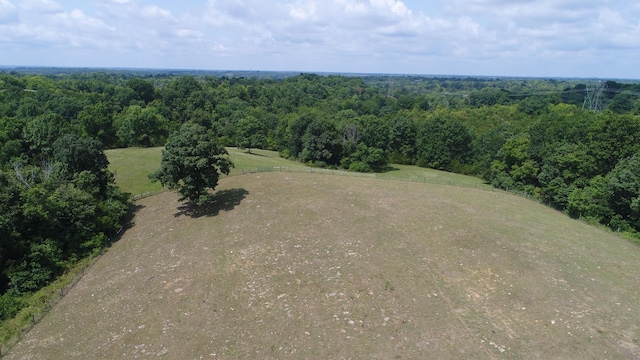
[150,122,233,205]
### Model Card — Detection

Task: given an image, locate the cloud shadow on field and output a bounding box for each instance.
[174,188,249,218]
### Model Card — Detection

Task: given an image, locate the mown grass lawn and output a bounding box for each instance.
[105,147,164,196]
[106,147,493,197]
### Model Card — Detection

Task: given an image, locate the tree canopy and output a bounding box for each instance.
[1,69,640,294]
[150,122,233,205]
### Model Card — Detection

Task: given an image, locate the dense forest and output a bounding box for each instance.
[1,70,640,317]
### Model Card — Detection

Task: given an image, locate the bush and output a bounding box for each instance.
[349,162,371,172]
[0,293,23,321]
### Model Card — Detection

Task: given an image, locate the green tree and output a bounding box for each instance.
[300,118,342,166]
[388,115,416,164]
[567,175,611,222]
[115,105,169,147]
[236,116,267,153]
[344,143,386,172]
[285,112,314,159]
[490,133,538,189]
[415,117,474,171]
[77,102,117,147]
[126,78,156,104]
[22,113,73,157]
[52,134,113,196]
[537,142,596,207]
[469,88,510,107]
[588,113,640,174]
[358,115,390,153]
[150,123,233,205]
[605,154,640,233]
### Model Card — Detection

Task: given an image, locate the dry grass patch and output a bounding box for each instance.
[6,173,640,359]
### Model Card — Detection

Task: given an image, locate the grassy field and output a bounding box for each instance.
[106,147,492,197]
[105,147,303,196]
[105,147,165,196]
[6,165,640,358]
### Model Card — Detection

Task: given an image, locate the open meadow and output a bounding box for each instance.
[5,150,640,359]
[105,147,492,197]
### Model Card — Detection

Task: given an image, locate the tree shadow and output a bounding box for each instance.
[108,203,145,245]
[377,165,400,173]
[174,188,249,218]
[244,151,268,157]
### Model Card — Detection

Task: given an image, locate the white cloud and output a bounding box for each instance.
[17,0,64,13]
[0,0,638,77]
[288,0,316,20]
[0,0,18,24]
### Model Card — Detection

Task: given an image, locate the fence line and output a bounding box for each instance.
[131,189,167,201]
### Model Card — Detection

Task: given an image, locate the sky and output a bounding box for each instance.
[1,0,639,78]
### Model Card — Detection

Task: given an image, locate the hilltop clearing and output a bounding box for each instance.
[7,172,640,359]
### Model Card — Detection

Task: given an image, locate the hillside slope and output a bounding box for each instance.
[7,172,640,359]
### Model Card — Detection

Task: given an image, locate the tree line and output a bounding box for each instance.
[1,70,639,314]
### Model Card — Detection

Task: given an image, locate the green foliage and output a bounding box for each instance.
[0,74,129,299]
[415,117,474,171]
[150,122,233,205]
[588,113,640,174]
[537,142,596,206]
[605,154,640,231]
[8,240,64,293]
[0,293,22,321]
[492,133,538,185]
[236,116,267,153]
[517,96,549,115]
[2,69,640,265]
[126,78,156,104]
[358,115,389,152]
[285,112,315,159]
[567,176,610,221]
[52,134,113,195]
[561,84,586,107]
[300,118,342,166]
[22,113,73,157]
[115,105,169,147]
[468,88,510,107]
[388,115,416,164]
[77,102,116,147]
[343,143,387,172]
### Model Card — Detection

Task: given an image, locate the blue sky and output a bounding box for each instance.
[1,0,639,78]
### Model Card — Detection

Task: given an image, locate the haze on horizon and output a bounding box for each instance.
[1,0,639,79]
